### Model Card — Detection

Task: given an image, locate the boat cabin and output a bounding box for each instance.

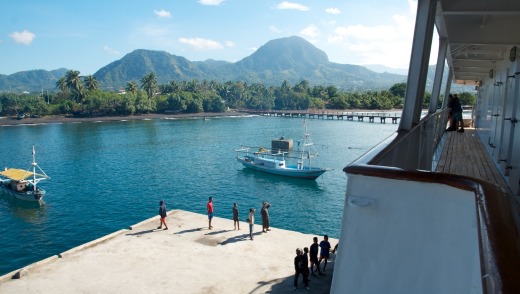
[253,155,286,169]
[10,180,28,192]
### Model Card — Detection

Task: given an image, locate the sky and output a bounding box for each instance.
[0,0,439,76]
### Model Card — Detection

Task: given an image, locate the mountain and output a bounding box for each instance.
[7,36,466,93]
[0,68,68,92]
[363,64,409,75]
[92,36,407,91]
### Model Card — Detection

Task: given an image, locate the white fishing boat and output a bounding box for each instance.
[236,120,329,180]
[0,146,49,202]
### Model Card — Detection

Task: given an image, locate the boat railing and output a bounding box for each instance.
[334,109,520,293]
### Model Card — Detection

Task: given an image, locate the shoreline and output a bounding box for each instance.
[0,108,403,126]
[0,112,248,126]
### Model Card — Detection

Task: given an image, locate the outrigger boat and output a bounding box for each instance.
[236,121,330,180]
[0,145,49,202]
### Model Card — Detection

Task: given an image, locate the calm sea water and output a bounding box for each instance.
[0,115,397,275]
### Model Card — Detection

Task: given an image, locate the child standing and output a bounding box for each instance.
[233,203,240,230]
[248,208,255,240]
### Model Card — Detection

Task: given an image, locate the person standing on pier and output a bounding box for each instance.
[293,248,309,290]
[309,237,322,276]
[247,208,256,240]
[303,247,310,283]
[261,201,271,233]
[207,197,214,229]
[318,235,331,273]
[233,203,240,230]
[157,200,168,230]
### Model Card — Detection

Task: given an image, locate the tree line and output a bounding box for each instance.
[0,70,476,118]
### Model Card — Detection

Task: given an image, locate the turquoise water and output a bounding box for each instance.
[0,116,397,275]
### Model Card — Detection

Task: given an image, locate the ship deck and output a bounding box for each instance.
[436,129,511,194]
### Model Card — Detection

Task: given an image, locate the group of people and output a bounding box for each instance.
[446,93,465,132]
[293,235,336,290]
[157,197,272,239]
[234,201,271,240]
[157,199,336,291]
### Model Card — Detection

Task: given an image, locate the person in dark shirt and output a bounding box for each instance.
[448,94,464,132]
[309,237,322,275]
[157,200,168,230]
[303,247,310,283]
[293,248,309,290]
[232,203,239,230]
[318,235,331,273]
[260,201,271,232]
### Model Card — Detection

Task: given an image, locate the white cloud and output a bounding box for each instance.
[325,8,341,15]
[327,1,418,68]
[276,1,309,11]
[9,30,36,45]
[179,37,224,50]
[154,9,172,18]
[198,0,225,6]
[225,41,235,47]
[103,45,120,55]
[248,47,257,52]
[270,25,282,33]
[300,24,320,41]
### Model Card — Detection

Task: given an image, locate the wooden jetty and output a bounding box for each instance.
[241,109,401,124]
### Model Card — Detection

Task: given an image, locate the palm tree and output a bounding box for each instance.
[140,72,157,100]
[126,81,139,94]
[84,75,99,92]
[65,70,84,103]
[56,77,67,92]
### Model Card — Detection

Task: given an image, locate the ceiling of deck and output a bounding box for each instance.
[437,0,520,84]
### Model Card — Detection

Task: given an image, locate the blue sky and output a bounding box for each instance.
[0,0,437,75]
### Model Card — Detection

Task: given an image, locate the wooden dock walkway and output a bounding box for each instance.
[242,109,401,124]
[436,129,510,193]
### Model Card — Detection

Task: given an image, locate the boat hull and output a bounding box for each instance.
[0,182,45,202]
[237,157,327,180]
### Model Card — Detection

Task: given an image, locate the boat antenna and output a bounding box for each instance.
[32,145,37,193]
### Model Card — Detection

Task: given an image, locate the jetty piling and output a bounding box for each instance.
[241,109,401,124]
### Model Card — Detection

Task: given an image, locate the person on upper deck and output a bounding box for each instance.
[445,94,456,132]
[450,94,464,132]
[447,94,464,132]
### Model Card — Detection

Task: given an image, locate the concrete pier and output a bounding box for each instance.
[0,210,337,293]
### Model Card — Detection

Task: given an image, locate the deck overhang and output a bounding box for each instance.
[437,0,520,85]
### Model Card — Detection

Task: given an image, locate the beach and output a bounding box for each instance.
[0,210,337,293]
[0,112,245,126]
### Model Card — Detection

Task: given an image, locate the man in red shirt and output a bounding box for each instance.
[207,196,214,229]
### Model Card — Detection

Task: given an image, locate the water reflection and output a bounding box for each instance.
[0,193,47,224]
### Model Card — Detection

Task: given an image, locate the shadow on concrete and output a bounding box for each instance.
[174,227,204,235]
[205,229,230,236]
[247,255,336,294]
[125,229,156,236]
[218,233,250,245]
[218,231,264,245]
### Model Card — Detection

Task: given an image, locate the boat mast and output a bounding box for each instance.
[32,145,37,193]
[299,119,316,169]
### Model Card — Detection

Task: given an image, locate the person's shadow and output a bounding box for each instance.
[218,232,262,245]
[126,229,156,236]
[174,227,204,235]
